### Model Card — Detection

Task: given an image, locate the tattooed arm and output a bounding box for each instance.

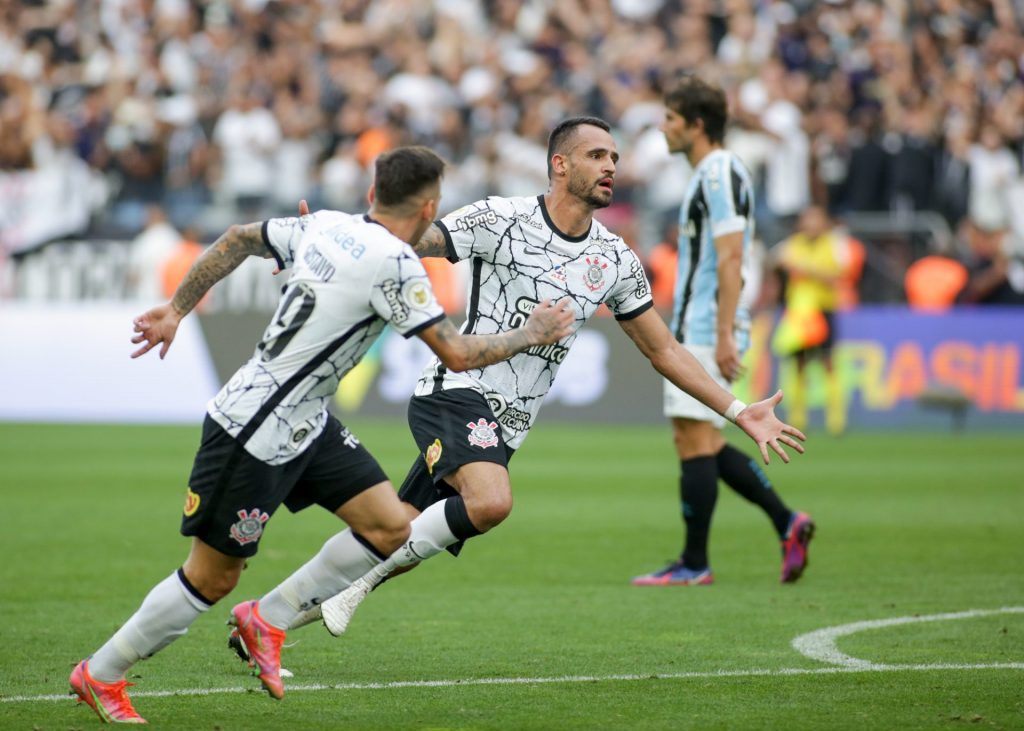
[130,223,270,359]
[417,299,575,372]
[410,223,450,259]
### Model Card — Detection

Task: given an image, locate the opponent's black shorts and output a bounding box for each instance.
[181,414,388,558]
[794,311,836,361]
[398,388,515,556]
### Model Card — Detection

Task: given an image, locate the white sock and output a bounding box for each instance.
[258,529,384,630]
[363,499,460,585]
[89,570,211,683]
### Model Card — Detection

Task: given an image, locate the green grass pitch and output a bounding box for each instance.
[1,421,1022,730]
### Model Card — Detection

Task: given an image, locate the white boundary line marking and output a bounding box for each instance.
[5,663,1023,704]
[791,606,1024,669]
[6,607,1022,705]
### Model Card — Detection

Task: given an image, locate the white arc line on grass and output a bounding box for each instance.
[792,606,1024,669]
[4,663,1024,704]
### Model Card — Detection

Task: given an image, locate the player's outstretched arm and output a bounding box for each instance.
[418,299,574,372]
[618,308,805,464]
[130,222,271,359]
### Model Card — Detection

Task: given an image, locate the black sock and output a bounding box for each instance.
[679,456,718,570]
[716,443,792,537]
[444,494,482,541]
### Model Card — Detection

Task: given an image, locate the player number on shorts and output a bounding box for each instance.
[258,282,317,361]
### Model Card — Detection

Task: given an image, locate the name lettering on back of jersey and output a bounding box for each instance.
[381,279,409,324]
[303,244,337,281]
[583,256,609,291]
[452,207,499,231]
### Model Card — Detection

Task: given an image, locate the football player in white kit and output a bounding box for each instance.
[69,147,575,722]
[306,118,806,645]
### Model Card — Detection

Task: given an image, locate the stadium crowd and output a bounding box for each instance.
[1,0,1023,304]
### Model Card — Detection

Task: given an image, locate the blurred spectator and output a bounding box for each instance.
[957,221,1024,305]
[127,206,181,302]
[771,206,858,434]
[0,0,1020,304]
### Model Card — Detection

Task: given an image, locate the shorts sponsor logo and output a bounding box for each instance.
[229,508,270,546]
[466,418,500,449]
[183,487,201,517]
[425,438,443,474]
[583,256,608,291]
[402,280,432,310]
[452,207,498,232]
[381,278,410,324]
[339,426,360,449]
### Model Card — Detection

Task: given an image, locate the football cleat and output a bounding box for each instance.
[781,511,815,583]
[228,600,286,699]
[630,561,714,586]
[321,577,372,637]
[227,627,253,667]
[69,659,147,724]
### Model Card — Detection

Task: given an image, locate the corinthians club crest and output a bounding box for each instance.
[583,256,608,291]
[466,418,500,449]
[229,508,269,546]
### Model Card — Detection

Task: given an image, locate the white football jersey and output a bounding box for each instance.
[210,211,445,464]
[415,195,653,449]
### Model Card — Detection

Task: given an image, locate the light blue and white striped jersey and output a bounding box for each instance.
[670,148,756,351]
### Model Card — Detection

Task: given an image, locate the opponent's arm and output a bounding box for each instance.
[131,223,270,359]
[714,231,745,382]
[410,223,450,258]
[618,308,805,464]
[417,299,574,372]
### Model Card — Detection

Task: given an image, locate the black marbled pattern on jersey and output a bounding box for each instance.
[416,195,652,449]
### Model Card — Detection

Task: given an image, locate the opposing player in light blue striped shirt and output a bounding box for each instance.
[632,77,815,588]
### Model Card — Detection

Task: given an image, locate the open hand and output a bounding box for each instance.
[130,304,183,359]
[524,299,575,345]
[735,390,806,464]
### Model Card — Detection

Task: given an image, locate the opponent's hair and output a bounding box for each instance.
[664,76,728,144]
[546,116,611,178]
[374,146,445,207]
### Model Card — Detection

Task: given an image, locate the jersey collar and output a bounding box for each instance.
[537,195,591,243]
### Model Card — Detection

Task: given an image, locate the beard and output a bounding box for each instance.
[567,168,612,209]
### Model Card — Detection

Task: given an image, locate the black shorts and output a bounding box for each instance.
[397,389,514,556]
[181,414,388,558]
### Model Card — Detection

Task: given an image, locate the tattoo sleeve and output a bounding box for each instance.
[431,319,533,370]
[411,223,450,259]
[170,222,269,316]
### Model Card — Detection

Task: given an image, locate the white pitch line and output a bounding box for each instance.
[791,606,1024,669]
[5,662,1023,704]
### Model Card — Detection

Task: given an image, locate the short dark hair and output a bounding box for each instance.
[664,77,728,144]
[546,116,611,178]
[373,146,445,206]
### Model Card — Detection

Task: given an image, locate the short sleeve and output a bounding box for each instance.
[607,248,655,321]
[437,197,509,263]
[703,155,747,239]
[261,216,305,271]
[369,249,446,338]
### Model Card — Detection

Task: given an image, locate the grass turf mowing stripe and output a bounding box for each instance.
[10,663,1024,704]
